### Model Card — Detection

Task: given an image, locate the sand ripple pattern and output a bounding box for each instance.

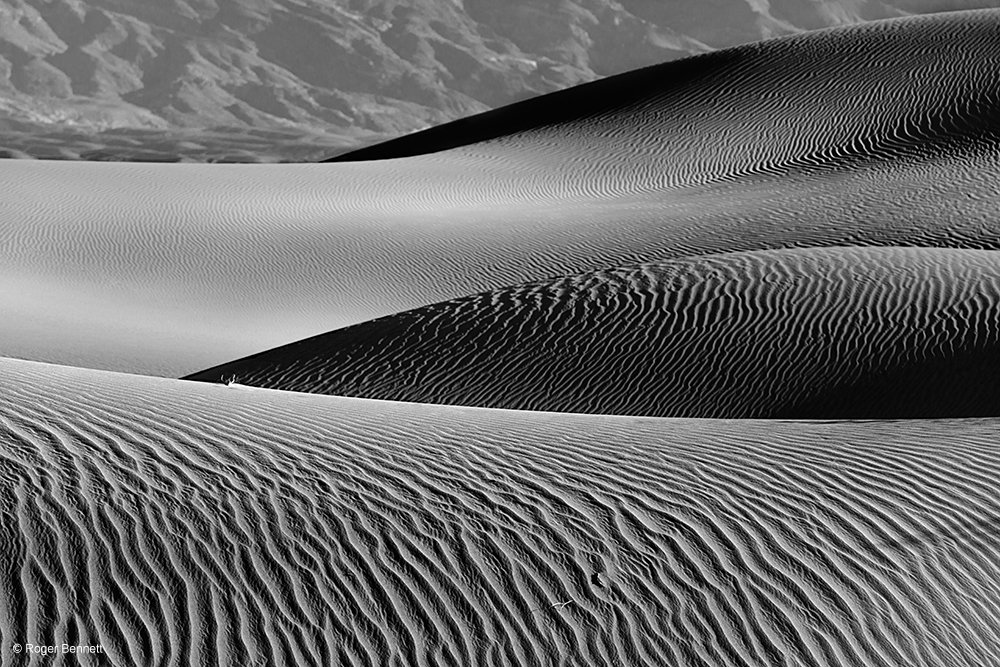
[333,11,1000,193]
[1,358,1000,666]
[5,12,1000,374]
[187,246,1000,418]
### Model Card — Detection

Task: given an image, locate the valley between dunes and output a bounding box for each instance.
[2,9,1000,667]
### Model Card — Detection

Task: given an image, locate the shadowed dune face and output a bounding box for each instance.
[327,10,1000,166]
[4,12,1000,375]
[3,358,1000,666]
[186,247,1000,418]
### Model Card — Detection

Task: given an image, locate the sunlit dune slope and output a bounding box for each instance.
[186,246,1000,418]
[3,11,1000,375]
[2,357,1000,665]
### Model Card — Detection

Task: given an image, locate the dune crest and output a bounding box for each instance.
[329,9,1000,174]
[2,358,1000,665]
[187,246,1000,418]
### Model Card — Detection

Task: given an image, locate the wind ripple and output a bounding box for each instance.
[2,359,1000,665]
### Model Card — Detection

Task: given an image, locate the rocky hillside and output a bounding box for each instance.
[0,0,995,160]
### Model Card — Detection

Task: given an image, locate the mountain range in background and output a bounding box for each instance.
[0,0,996,161]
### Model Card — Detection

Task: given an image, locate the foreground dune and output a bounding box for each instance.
[187,246,1000,418]
[2,10,1000,375]
[0,357,999,666]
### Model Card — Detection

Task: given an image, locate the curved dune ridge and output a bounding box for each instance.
[3,11,1000,374]
[329,9,1000,172]
[1,357,1000,666]
[187,246,1000,419]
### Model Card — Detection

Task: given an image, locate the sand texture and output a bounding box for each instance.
[3,11,1000,375]
[4,357,1000,666]
[3,10,1000,667]
[4,0,963,162]
[188,246,1000,418]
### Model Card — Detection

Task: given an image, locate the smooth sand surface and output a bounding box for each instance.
[188,246,1000,418]
[2,357,1000,666]
[3,10,1000,375]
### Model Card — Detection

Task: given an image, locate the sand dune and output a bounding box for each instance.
[328,9,1000,166]
[4,9,1000,667]
[3,10,1000,375]
[0,356,999,666]
[186,246,1000,418]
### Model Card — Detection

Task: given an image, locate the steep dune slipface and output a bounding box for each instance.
[3,11,1000,375]
[1,358,1000,666]
[186,246,1000,418]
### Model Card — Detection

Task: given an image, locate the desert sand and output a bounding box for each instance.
[2,9,1000,667]
[188,246,1000,418]
[4,357,1000,666]
[3,10,1000,376]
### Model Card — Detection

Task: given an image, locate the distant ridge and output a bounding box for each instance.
[185,247,1000,419]
[326,9,1000,162]
[322,47,739,162]
[7,0,980,161]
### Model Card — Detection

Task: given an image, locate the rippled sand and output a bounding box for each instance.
[188,246,1000,418]
[2,10,1000,667]
[4,357,1000,666]
[3,11,1000,375]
